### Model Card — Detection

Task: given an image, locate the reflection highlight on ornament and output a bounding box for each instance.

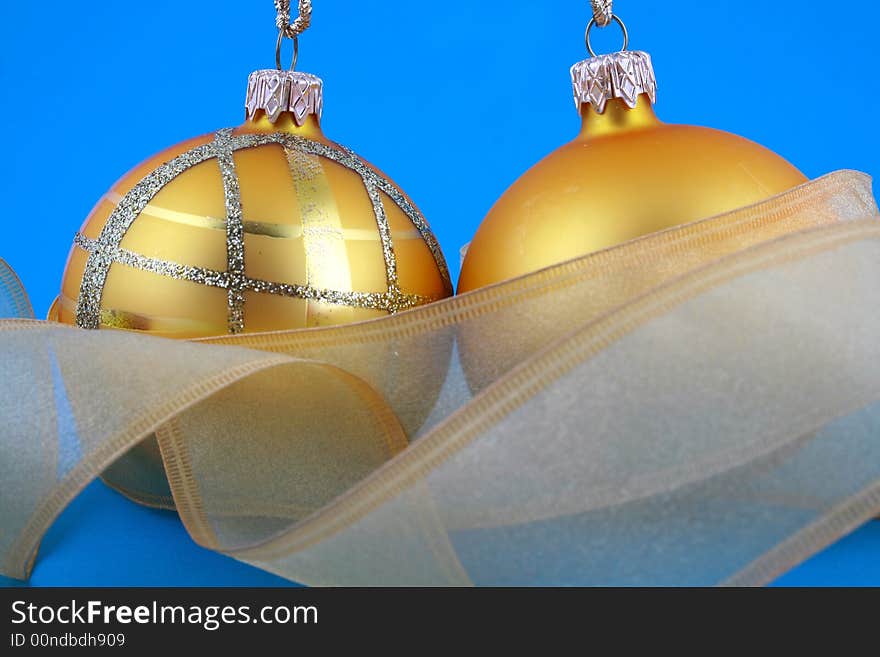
[102,190,427,242]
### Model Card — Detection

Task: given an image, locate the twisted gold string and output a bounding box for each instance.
[591,0,613,27]
[275,0,312,39]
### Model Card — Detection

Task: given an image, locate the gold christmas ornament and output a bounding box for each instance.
[457,5,807,292]
[47,1,454,508]
[51,8,451,338]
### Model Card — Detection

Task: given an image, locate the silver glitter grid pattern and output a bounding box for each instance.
[74,130,452,333]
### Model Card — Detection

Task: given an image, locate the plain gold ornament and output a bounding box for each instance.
[456,15,808,395]
[458,23,806,293]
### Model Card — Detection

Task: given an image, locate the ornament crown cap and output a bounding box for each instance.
[570,50,657,115]
[245,69,324,125]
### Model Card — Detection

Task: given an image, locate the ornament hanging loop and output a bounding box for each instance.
[585,14,629,57]
[274,0,310,70]
[590,0,614,28]
[276,30,300,70]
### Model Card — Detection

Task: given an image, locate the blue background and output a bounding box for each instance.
[2,0,879,586]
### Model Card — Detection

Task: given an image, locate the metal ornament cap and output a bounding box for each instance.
[570,50,657,115]
[245,69,324,125]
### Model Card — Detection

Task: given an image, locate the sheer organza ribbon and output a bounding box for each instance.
[2,170,879,585]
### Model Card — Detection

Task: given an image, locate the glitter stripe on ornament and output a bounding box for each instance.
[75,142,219,329]
[281,135,450,293]
[362,174,398,290]
[230,132,451,292]
[103,191,427,241]
[74,233,228,288]
[282,144,353,297]
[73,234,434,314]
[74,130,452,333]
[214,128,248,334]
